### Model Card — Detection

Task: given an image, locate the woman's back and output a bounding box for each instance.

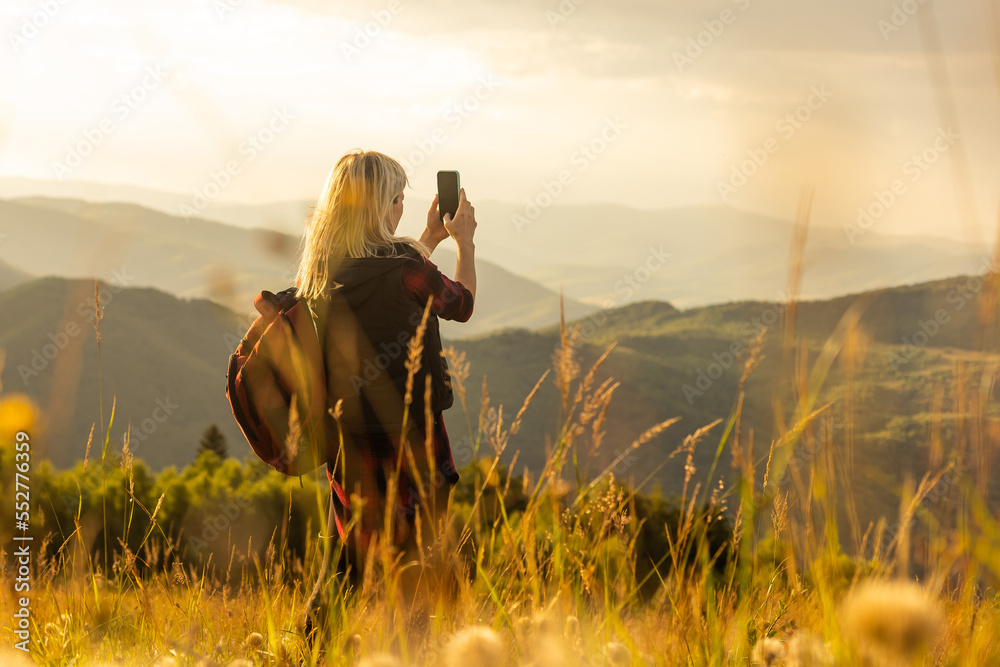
[319,242,456,435]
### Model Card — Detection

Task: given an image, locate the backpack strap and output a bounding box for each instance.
[301,294,333,442]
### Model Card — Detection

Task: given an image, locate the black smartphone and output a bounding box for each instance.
[437,170,460,223]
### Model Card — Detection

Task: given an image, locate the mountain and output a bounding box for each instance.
[0,274,588,471]
[0,256,31,292]
[0,176,290,230]
[0,197,592,338]
[466,202,991,308]
[1,177,988,312]
[0,197,296,305]
[199,200,315,235]
[0,277,247,470]
[5,271,997,541]
[444,272,1000,535]
[196,197,992,313]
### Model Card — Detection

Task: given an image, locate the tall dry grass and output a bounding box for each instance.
[2,256,1000,666]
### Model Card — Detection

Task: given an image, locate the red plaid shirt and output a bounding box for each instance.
[326,251,472,552]
[400,253,474,323]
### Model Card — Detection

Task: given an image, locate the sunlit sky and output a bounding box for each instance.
[1,0,998,245]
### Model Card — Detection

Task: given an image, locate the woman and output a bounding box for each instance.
[294,149,477,596]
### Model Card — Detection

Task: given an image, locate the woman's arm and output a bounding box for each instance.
[402,192,477,322]
[444,188,477,301]
[453,242,476,302]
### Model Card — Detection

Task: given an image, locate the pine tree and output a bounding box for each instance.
[198,424,228,459]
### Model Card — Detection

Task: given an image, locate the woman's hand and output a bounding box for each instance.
[419,194,450,252]
[443,188,476,249]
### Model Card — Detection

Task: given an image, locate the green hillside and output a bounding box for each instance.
[0,276,247,469]
[2,271,997,536]
[447,273,1000,537]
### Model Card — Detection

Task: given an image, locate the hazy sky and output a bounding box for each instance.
[1,0,998,245]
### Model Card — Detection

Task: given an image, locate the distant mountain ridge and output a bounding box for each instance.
[477,202,991,307]
[0,176,988,312]
[0,196,593,338]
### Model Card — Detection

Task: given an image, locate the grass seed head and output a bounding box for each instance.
[515,611,561,644]
[604,641,630,666]
[785,631,833,667]
[750,637,786,666]
[518,613,578,667]
[840,580,945,663]
[523,635,571,667]
[445,625,504,667]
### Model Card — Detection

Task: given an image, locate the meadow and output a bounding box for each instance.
[3,252,1000,667]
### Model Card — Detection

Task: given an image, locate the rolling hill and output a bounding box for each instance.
[0,257,31,293]
[444,272,1000,537]
[0,197,592,338]
[3,271,997,537]
[469,202,991,308]
[201,199,994,310]
[0,277,246,470]
[1,177,989,313]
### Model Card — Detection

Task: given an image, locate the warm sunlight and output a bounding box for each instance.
[2,0,997,241]
[2,1,1000,665]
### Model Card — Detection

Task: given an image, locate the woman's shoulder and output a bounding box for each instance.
[378,240,425,261]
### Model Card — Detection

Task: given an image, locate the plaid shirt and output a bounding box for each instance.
[326,250,471,552]
[400,253,474,323]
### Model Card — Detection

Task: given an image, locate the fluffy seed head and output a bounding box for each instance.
[750,637,786,666]
[840,580,945,663]
[785,632,833,667]
[445,625,505,667]
[604,641,630,666]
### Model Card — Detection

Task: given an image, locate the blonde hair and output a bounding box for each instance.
[295,149,427,302]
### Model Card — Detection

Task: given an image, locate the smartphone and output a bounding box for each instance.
[437,170,461,223]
